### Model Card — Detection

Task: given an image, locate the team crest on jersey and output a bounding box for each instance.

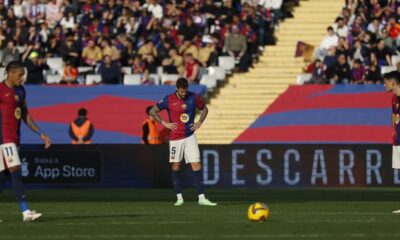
[180,113,189,123]
[15,107,21,120]
[182,104,187,110]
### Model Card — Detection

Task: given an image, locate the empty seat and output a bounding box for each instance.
[198,67,208,80]
[157,66,164,76]
[392,55,400,67]
[296,73,312,85]
[218,56,235,73]
[0,67,5,78]
[150,74,160,85]
[46,57,64,74]
[78,66,94,74]
[381,66,396,75]
[15,46,27,54]
[86,74,102,85]
[122,66,132,75]
[200,74,217,89]
[123,74,141,85]
[208,66,226,81]
[46,75,62,84]
[161,74,180,85]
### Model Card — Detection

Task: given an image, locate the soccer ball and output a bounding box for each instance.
[247,202,269,222]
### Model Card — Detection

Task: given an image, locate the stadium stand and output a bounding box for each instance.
[0,0,293,87]
[222,0,400,144]
[196,0,343,144]
[299,0,400,84]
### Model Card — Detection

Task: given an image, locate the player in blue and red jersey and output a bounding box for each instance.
[0,61,51,221]
[384,70,400,214]
[150,78,217,206]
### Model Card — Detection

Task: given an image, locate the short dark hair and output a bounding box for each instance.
[146,106,153,115]
[176,78,188,89]
[78,108,87,117]
[335,17,344,22]
[327,26,334,32]
[5,61,24,75]
[384,71,399,83]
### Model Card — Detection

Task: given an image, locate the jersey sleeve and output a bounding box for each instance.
[156,95,169,111]
[194,94,204,110]
[393,95,397,113]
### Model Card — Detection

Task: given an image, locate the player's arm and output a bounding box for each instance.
[149,105,177,131]
[190,105,208,132]
[198,105,208,123]
[190,95,208,131]
[21,100,52,148]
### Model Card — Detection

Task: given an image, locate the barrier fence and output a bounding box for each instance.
[18,144,398,188]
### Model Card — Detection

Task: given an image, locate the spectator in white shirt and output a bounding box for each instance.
[60,12,76,30]
[46,0,63,28]
[332,17,349,38]
[13,0,26,19]
[317,26,339,59]
[367,17,383,36]
[26,0,45,25]
[258,0,283,25]
[143,0,163,20]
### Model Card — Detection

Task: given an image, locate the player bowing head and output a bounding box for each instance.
[176,78,189,99]
[149,77,217,207]
[384,71,400,93]
[0,61,52,222]
[5,60,25,87]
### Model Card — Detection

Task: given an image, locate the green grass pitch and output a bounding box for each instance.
[1,188,400,239]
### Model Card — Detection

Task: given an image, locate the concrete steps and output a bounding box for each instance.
[196,0,343,144]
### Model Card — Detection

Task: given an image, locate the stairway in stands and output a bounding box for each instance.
[196,0,343,144]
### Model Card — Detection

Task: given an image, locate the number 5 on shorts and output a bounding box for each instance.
[170,146,177,161]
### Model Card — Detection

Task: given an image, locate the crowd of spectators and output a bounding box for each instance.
[0,0,297,85]
[305,0,400,84]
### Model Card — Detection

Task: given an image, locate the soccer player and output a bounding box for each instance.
[0,61,51,221]
[383,70,400,214]
[150,78,217,206]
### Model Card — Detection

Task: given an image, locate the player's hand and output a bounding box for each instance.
[41,133,51,149]
[163,121,178,131]
[190,122,202,132]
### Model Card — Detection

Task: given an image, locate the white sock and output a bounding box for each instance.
[198,194,205,201]
[177,193,183,201]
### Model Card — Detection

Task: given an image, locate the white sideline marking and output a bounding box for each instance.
[2,219,400,227]
[1,234,400,239]
[0,211,395,215]
[0,235,202,239]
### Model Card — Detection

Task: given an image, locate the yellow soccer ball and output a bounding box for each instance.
[247,202,269,222]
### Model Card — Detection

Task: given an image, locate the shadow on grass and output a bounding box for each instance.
[40,214,142,222]
[1,188,400,203]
